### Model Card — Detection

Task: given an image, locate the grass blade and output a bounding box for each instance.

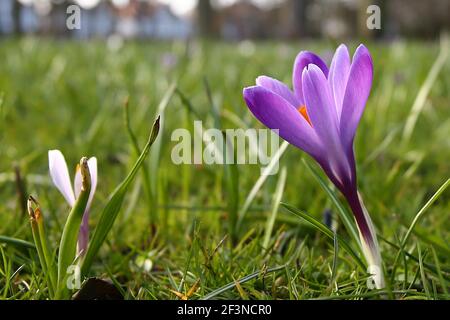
[390,178,450,283]
[417,244,431,299]
[237,141,289,231]
[401,178,450,247]
[380,235,450,275]
[149,82,177,203]
[123,97,153,222]
[81,116,160,276]
[302,159,361,250]
[201,265,286,300]
[281,202,365,270]
[223,132,239,244]
[402,35,449,143]
[430,247,449,298]
[0,235,35,250]
[27,197,57,297]
[263,166,286,250]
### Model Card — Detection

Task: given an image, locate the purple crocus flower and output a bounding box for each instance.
[243,44,384,289]
[48,150,97,256]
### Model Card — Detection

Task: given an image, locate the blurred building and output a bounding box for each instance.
[136,1,192,39]
[205,0,449,40]
[0,0,193,39]
[216,2,267,40]
[0,0,448,40]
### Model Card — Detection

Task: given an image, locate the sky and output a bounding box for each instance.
[18,0,197,15]
[158,0,197,16]
[161,0,284,15]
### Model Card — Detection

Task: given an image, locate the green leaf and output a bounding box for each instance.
[149,82,176,200]
[402,36,449,143]
[302,159,361,250]
[223,131,239,243]
[281,202,365,270]
[391,178,450,282]
[401,178,450,247]
[236,141,289,232]
[430,247,449,298]
[0,235,35,250]
[57,158,91,291]
[417,244,431,298]
[379,235,450,275]
[201,265,286,300]
[263,166,286,250]
[81,116,160,276]
[37,215,57,295]
[123,97,153,222]
[410,226,450,256]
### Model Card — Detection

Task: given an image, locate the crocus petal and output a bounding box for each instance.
[48,150,75,206]
[302,64,353,188]
[328,44,351,119]
[292,51,329,105]
[340,44,373,150]
[301,64,339,144]
[87,157,98,208]
[74,157,96,256]
[77,212,89,256]
[256,75,298,107]
[74,157,97,209]
[243,85,323,159]
[74,165,81,200]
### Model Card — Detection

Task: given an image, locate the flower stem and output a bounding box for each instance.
[28,196,57,297]
[345,189,385,289]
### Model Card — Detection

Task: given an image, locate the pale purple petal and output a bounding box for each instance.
[292,51,329,105]
[243,85,323,159]
[256,76,299,107]
[74,165,82,199]
[328,44,351,120]
[74,157,97,205]
[77,213,89,256]
[48,150,75,206]
[74,157,96,256]
[302,64,353,188]
[86,157,97,209]
[301,64,339,143]
[340,44,373,150]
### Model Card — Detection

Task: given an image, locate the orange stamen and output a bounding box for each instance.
[298,105,312,126]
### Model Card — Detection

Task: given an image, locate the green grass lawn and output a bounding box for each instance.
[0,38,448,299]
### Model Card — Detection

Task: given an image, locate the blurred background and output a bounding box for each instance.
[0,0,448,40]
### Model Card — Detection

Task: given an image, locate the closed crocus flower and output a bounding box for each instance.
[243,44,384,289]
[48,150,98,256]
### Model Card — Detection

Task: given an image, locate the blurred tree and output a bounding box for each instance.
[356,0,370,38]
[375,0,386,38]
[291,0,309,37]
[387,0,449,38]
[357,0,385,39]
[12,0,23,35]
[197,0,215,37]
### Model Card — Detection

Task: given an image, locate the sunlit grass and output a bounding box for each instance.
[0,38,448,299]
